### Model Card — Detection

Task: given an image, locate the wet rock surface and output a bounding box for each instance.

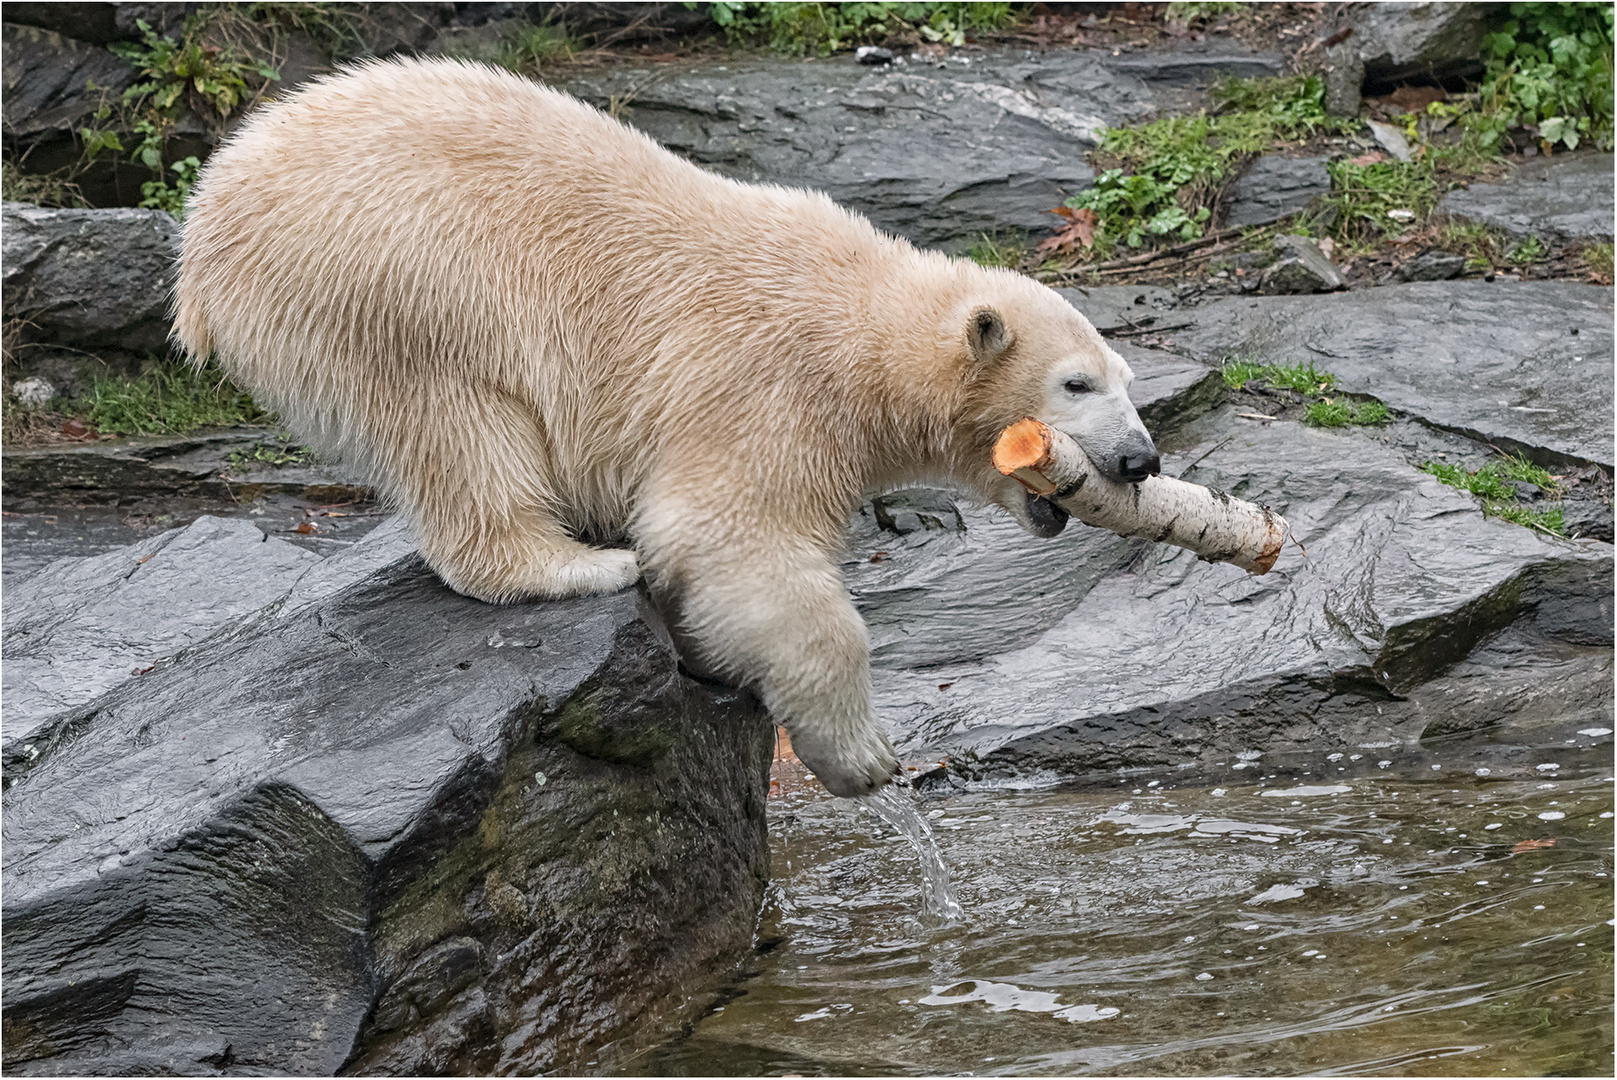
[851,409,1610,782]
[1,517,774,1076]
[1222,155,1332,229]
[1158,281,1614,468]
[1,202,180,375]
[1437,152,1617,240]
[554,51,1161,251]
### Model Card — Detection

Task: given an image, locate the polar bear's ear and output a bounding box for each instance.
[967,306,1013,367]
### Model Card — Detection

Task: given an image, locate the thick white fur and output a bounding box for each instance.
[174,58,1148,797]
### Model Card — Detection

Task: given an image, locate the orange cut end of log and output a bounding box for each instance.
[992,418,1054,476]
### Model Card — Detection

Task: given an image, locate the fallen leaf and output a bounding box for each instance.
[1381,85,1446,111]
[131,665,154,676]
[1512,838,1557,853]
[294,522,317,535]
[61,418,91,439]
[1345,151,1388,166]
[869,551,889,563]
[1038,206,1099,255]
[938,682,954,690]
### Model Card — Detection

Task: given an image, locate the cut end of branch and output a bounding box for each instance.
[993,418,1055,476]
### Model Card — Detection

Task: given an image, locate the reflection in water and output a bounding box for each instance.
[620,754,1614,1077]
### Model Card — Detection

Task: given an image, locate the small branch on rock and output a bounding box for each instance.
[994,419,1288,574]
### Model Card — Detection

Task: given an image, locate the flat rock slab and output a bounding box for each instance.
[850,410,1611,779]
[556,51,1160,251]
[1437,153,1616,239]
[1223,155,1332,228]
[1158,282,1615,468]
[1,430,370,503]
[1,518,772,1075]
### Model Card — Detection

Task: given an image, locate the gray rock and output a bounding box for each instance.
[1,203,179,356]
[1,429,372,503]
[1257,234,1344,294]
[2,4,122,45]
[1158,281,1614,469]
[1394,249,1466,282]
[855,411,1611,781]
[0,516,321,744]
[1322,39,1364,118]
[1553,500,1615,544]
[0,22,137,146]
[554,51,1159,251]
[1103,47,1281,85]
[1,517,773,1075]
[11,375,55,406]
[1056,284,1181,334]
[1223,156,1332,228]
[1353,1,1501,90]
[1437,153,1616,240]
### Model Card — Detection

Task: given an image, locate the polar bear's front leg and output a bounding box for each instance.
[647,529,900,797]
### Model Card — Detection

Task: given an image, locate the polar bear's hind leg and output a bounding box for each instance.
[387,385,640,603]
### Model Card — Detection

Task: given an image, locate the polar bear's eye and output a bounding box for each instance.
[1064,378,1093,395]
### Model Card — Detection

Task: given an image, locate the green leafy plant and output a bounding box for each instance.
[1471,2,1614,151]
[138,155,201,217]
[1063,76,1352,254]
[110,18,280,122]
[1506,233,1546,264]
[1164,2,1240,26]
[74,364,268,436]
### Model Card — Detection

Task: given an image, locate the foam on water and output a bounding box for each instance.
[865,784,964,923]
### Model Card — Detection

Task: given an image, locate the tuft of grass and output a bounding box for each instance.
[1303,398,1391,427]
[706,2,1018,56]
[0,161,90,208]
[227,434,314,470]
[1422,456,1567,535]
[496,20,576,74]
[1323,158,1441,247]
[1487,503,1567,534]
[1436,219,1510,271]
[1580,241,1615,281]
[73,363,268,436]
[1221,358,1337,394]
[965,230,1026,269]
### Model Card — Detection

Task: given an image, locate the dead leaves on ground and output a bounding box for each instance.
[1038,206,1099,257]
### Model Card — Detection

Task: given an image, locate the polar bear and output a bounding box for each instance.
[174,59,1158,797]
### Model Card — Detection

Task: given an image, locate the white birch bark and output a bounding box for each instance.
[993,419,1288,575]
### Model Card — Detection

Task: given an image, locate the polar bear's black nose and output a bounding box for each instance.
[1117,432,1160,483]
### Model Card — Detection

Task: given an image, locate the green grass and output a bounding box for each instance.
[73,363,268,436]
[1323,158,1442,246]
[1164,1,1240,25]
[227,434,314,470]
[1422,456,1567,535]
[1220,358,1337,394]
[1582,241,1615,279]
[1303,398,1392,427]
[1058,74,1355,257]
[965,230,1026,268]
[496,20,576,74]
[706,2,1017,55]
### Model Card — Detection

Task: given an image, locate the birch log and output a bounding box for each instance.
[993,418,1287,574]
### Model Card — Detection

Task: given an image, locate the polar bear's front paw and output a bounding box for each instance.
[790,723,901,799]
[537,546,641,598]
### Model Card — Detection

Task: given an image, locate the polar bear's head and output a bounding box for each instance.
[945,274,1159,536]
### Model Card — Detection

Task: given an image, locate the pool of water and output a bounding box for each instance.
[617,747,1614,1077]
